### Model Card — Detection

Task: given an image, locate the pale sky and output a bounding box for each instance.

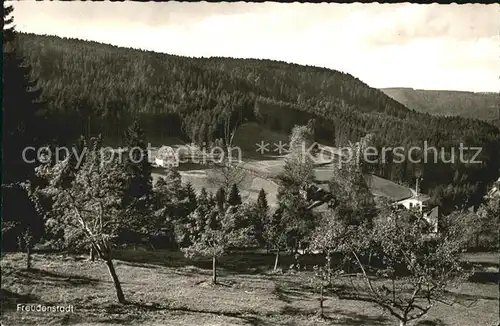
[12,2,500,92]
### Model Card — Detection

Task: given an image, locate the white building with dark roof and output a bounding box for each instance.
[396,193,431,212]
[154,145,179,168]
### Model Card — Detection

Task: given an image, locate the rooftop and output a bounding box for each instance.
[403,194,431,202]
[365,174,414,202]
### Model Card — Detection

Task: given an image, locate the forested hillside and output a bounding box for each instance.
[381,87,499,121]
[16,33,500,209]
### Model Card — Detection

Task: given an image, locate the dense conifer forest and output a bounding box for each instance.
[15,32,500,209]
[381,87,499,121]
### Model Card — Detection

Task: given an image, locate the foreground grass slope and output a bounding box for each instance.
[1,251,498,326]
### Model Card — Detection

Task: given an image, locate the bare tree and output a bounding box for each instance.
[207,109,246,191]
[222,110,239,153]
[17,228,34,270]
[332,209,469,326]
[36,136,156,304]
[207,163,246,192]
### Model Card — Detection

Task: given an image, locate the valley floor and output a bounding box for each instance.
[1,250,498,326]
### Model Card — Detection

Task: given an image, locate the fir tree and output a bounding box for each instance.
[255,188,269,246]
[197,187,210,207]
[257,188,269,213]
[196,187,214,219]
[162,168,182,199]
[153,175,188,248]
[215,186,226,212]
[183,182,198,213]
[227,183,242,206]
[2,4,46,184]
[1,4,46,252]
[123,119,152,206]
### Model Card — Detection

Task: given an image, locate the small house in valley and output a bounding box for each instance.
[396,194,431,213]
[154,146,179,168]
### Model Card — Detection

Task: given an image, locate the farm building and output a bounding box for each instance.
[364,174,440,232]
[154,146,179,168]
[396,194,431,212]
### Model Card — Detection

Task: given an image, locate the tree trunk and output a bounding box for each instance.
[26,246,32,270]
[399,320,406,326]
[88,117,91,138]
[89,247,95,262]
[212,255,217,285]
[392,277,396,302]
[274,249,280,271]
[105,259,126,303]
[318,284,324,318]
[326,252,332,284]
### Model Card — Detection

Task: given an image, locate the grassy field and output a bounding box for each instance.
[151,156,285,206]
[151,160,422,209]
[1,250,498,326]
[146,122,416,207]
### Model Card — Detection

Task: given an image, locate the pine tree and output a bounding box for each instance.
[123,119,152,206]
[184,182,198,213]
[255,188,269,246]
[227,183,242,206]
[257,188,269,213]
[196,187,214,219]
[2,4,47,252]
[154,175,188,248]
[198,187,210,207]
[162,168,182,199]
[3,5,15,43]
[2,4,46,185]
[215,186,226,212]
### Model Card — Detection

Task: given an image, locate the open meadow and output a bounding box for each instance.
[1,250,498,326]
